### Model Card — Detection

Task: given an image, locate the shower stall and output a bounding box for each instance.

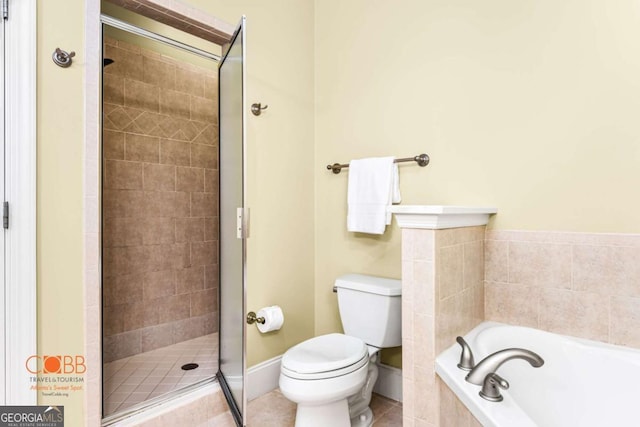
[100,9,246,425]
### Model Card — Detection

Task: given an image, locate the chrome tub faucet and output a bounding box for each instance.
[465,348,544,386]
[479,372,510,402]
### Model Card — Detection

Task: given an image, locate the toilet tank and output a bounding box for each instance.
[335,274,402,348]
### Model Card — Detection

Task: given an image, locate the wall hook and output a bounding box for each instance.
[251,102,268,116]
[52,48,76,68]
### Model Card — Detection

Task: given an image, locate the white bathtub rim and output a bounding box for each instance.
[436,321,535,427]
[436,321,640,427]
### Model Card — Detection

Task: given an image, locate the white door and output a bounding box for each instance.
[0,4,6,406]
[2,0,36,405]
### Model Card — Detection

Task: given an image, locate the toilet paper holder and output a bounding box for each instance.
[246,311,266,325]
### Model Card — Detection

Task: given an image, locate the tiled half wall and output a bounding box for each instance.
[401,226,485,426]
[102,36,219,362]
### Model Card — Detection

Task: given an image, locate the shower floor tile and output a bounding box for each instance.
[103,333,218,417]
[246,389,402,426]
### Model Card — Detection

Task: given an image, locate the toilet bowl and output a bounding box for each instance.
[279,334,370,427]
[279,274,402,427]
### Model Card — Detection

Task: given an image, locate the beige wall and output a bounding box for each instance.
[314,0,640,365]
[37,0,86,419]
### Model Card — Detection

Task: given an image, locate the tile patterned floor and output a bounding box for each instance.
[247,389,403,426]
[103,333,218,416]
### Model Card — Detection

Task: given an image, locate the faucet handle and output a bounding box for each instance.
[479,373,510,402]
[456,336,475,371]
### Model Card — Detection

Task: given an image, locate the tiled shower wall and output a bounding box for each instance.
[485,230,640,348]
[102,36,219,362]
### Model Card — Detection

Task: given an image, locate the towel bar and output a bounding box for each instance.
[326,153,429,174]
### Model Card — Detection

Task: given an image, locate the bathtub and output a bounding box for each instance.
[436,322,640,427]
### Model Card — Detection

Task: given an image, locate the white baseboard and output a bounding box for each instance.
[373,363,403,402]
[247,355,403,403]
[247,355,282,401]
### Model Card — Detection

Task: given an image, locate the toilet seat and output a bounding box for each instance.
[281,333,369,380]
[282,353,369,380]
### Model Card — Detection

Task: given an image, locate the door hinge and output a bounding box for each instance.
[3,202,8,229]
[2,0,8,20]
[236,207,250,239]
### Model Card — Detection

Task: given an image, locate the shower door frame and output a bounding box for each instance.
[98,13,246,424]
[217,15,248,426]
[86,3,237,423]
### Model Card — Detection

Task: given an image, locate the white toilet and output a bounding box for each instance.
[279,274,401,427]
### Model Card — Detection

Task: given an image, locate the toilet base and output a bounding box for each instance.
[294,399,350,427]
[350,407,373,427]
[347,351,379,427]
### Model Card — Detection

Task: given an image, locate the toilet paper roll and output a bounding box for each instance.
[256,305,284,333]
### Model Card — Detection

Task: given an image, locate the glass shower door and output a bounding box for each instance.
[218,16,247,426]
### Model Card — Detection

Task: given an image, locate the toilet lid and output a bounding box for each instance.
[282,333,368,375]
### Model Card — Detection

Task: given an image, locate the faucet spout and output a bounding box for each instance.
[465,348,544,385]
[456,336,475,371]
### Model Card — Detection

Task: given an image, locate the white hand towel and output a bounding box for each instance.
[347,156,401,234]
